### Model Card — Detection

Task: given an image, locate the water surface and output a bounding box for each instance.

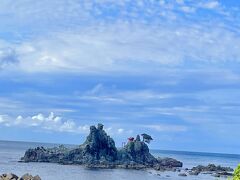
[0,141,239,180]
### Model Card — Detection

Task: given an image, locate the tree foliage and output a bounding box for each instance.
[141,133,153,144]
[233,164,240,180]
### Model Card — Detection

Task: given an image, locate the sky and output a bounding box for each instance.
[0,0,240,154]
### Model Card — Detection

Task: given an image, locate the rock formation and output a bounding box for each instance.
[20,123,183,170]
[191,164,233,172]
[117,134,157,165]
[187,164,234,178]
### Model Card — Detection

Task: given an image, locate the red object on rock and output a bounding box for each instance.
[128,137,134,141]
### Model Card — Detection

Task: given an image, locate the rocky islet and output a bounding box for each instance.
[20,123,182,170]
[20,123,234,178]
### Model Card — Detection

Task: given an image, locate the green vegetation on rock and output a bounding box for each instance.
[233,164,240,180]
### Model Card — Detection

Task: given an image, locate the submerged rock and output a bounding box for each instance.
[21,123,183,171]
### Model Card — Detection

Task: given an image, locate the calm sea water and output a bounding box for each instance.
[0,140,239,180]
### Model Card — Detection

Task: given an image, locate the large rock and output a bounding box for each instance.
[81,124,118,162]
[117,135,157,165]
[21,123,183,171]
[157,157,183,168]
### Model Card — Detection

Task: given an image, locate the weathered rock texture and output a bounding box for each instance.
[0,173,41,180]
[20,123,183,170]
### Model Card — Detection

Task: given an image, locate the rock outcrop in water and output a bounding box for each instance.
[187,164,234,178]
[20,123,182,171]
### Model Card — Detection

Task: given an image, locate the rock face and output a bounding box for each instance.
[0,173,41,180]
[21,123,183,171]
[80,124,118,162]
[117,134,157,165]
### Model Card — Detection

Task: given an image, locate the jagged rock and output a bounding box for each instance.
[117,135,157,165]
[189,164,234,178]
[136,135,141,141]
[20,123,183,171]
[191,164,233,172]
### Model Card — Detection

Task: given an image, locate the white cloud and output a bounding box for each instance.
[143,124,187,132]
[79,87,172,105]
[180,6,195,13]
[176,0,184,5]
[0,112,133,135]
[105,127,133,136]
[0,112,89,133]
[199,1,220,9]
[0,22,238,73]
[0,0,238,74]
[117,128,124,134]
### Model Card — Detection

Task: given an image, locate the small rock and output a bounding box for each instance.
[0,173,19,180]
[178,173,187,177]
[32,175,41,180]
[189,170,200,175]
[0,174,41,180]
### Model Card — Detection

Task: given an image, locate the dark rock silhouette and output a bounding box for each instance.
[191,164,233,172]
[21,123,183,170]
[187,164,234,178]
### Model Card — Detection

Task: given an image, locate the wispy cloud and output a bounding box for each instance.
[141,124,187,132]
[0,0,238,74]
[198,1,220,10]
[1,23,238,73]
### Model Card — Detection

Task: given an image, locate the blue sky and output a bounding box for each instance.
[0,0,240,154]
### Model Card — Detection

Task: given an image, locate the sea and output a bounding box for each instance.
[0,140,239,180]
